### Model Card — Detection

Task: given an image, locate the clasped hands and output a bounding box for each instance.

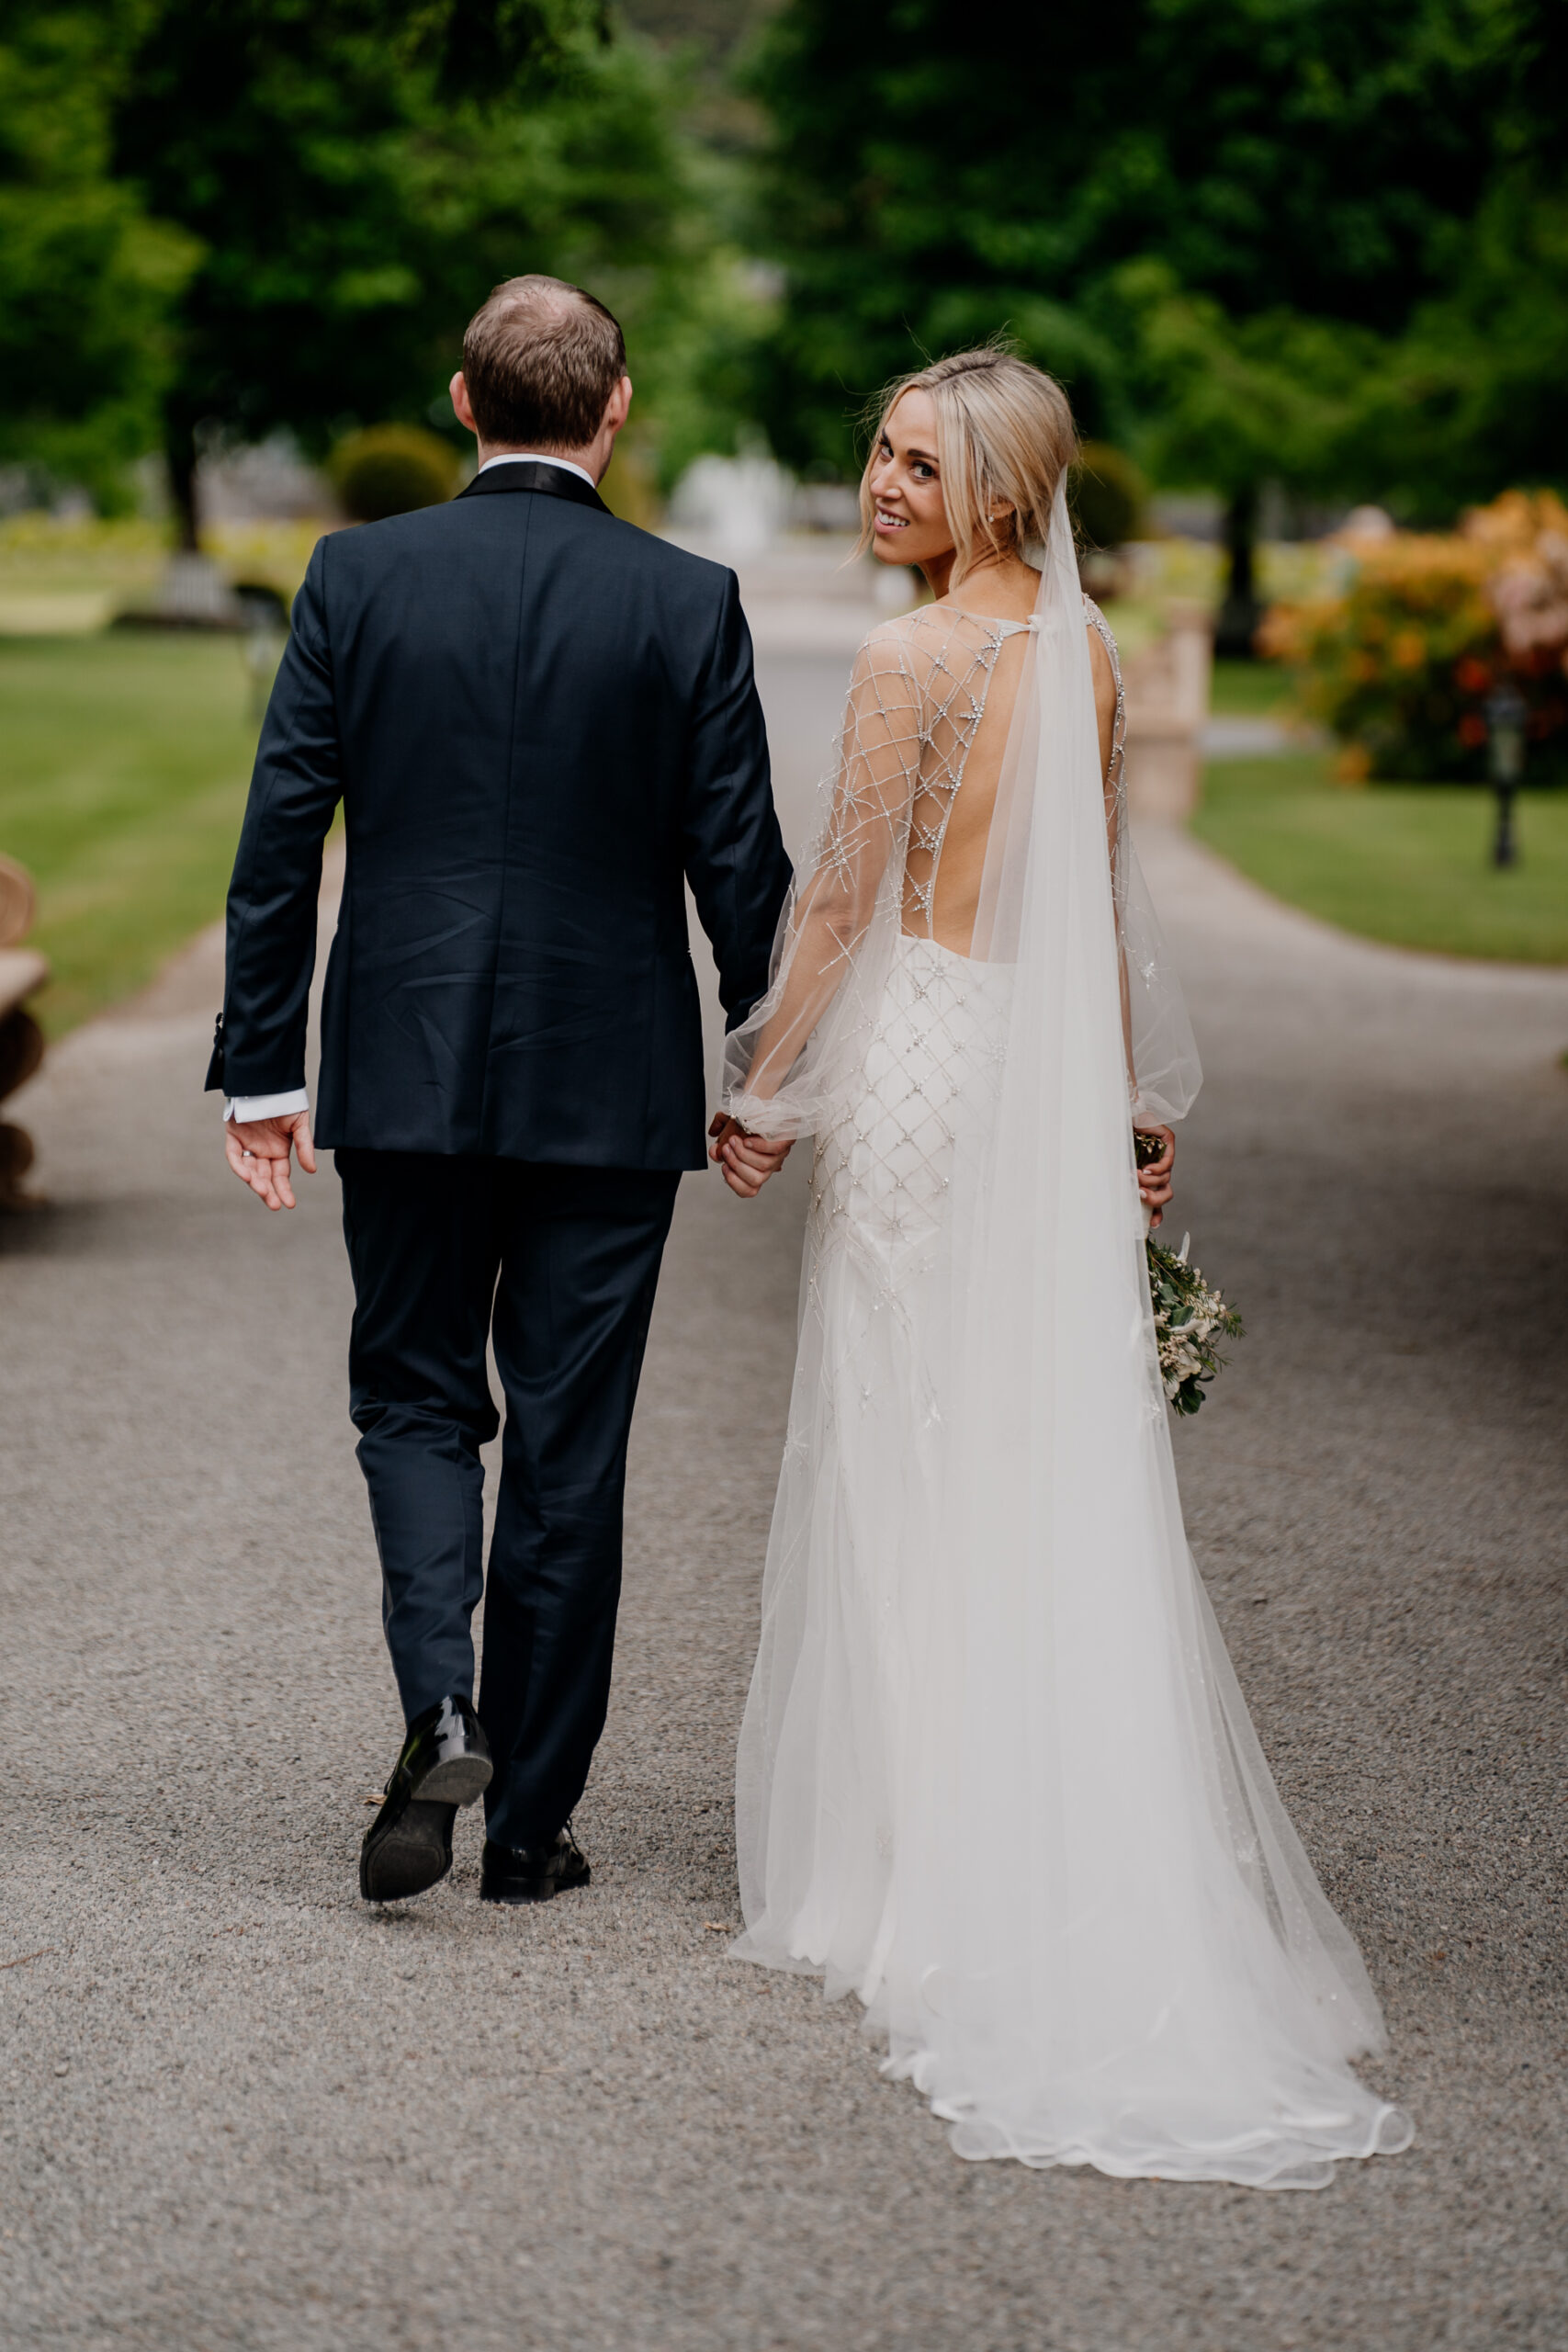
[708,1114,792,1199]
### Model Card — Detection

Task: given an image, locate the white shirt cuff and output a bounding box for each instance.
[224,1089,310,1125]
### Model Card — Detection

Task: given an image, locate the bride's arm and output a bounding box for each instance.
[1089,620,1175,1219]
[723,634,919,1130]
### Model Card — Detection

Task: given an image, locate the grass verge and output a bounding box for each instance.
[1208,658,1294,717]
[1192,752,1568,965]
[0,633,265,1035]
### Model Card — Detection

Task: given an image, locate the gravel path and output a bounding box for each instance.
[2,669,1566,2346]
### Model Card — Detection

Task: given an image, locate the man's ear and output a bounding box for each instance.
[451,370,479,437]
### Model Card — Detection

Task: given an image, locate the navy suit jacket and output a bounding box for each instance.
[206,463,790,1169]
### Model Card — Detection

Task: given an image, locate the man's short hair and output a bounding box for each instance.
[461,276,626,449]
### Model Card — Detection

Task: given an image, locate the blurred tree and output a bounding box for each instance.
[434,17,728,492]
[746,0,1506,445]
[1104,262,1382,639]
[616,0,778,143]
[744,0,1525,640]
[1348,0,1568,515]
[112,0,689,545]
[1069,440,1148,551]
[0,2,197,504]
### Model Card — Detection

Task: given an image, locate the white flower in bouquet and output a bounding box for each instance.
[1145,1232,1245,1417]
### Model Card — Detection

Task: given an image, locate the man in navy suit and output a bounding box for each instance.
[211,277,792,1905]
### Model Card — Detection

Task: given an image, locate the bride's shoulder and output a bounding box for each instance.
[847,606,932,684]
[1081,591,1121,662]
[1082,595,1124,707]
[852,600,969,673]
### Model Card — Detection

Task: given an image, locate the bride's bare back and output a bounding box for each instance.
[887,599,1122,957]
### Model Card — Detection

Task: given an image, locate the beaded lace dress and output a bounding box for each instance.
[722,485,1412,2189]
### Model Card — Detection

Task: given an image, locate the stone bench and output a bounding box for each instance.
[0,855,47,1209]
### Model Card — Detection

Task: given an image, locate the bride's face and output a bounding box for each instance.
[867,392,953,569]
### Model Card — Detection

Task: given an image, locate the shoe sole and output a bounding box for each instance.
[360,1799,457,1903]
[479,1864,591,1906]
[412,1753,492,1807]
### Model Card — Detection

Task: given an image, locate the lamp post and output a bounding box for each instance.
[1484,679,1527,868]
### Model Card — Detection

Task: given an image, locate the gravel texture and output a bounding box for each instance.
[2,661,1566,2347]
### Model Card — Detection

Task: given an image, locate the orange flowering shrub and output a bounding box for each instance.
[1259,492,1568,783]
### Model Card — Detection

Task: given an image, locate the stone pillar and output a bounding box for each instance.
[1122,601,1213,823]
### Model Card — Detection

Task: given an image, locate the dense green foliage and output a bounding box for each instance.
[0,0,1561,553]
[741,0,1565,529]
[112,0,694,538]
[0,0,730,528]
[0,2,197,500]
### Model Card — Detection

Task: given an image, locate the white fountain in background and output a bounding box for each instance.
[668,452,793,558]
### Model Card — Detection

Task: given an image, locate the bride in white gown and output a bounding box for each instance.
[709,350,1412,2190]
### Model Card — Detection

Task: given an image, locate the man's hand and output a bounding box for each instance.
[1134,1125,1176,1230]
[225,1111,317,1212]
[708,1113,792,1200]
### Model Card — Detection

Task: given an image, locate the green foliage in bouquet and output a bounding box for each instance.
[1259,492,1568,785]
[1146,1237,1244,1419]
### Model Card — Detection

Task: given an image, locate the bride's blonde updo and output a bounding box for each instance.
[859,348,1078,583]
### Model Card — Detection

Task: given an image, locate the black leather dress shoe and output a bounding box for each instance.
[360,1695,492,1903]
[479,1825,591,1905]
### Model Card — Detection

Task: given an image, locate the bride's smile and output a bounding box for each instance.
[868,390,967,577]
[867,386,1039,612]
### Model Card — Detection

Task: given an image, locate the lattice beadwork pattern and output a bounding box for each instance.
[800,595,1127,1300]
[731,594,1127,1223]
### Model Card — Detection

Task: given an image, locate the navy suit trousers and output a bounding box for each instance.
[338,1150,681,1848]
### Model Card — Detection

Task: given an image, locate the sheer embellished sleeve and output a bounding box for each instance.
[1084,594,1136,1102]
[721,625,923,1136]
[1082,594,1201,1125]
[1084,594,1129,915]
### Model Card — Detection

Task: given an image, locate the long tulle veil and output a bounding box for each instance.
[728,484,1412,2188]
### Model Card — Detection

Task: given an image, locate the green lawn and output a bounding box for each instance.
[1193,752,1568,965]
[1209,657,1294,716]
[0,634,267,1034]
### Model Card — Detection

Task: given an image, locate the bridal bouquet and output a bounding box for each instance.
[1146,1235,1244,1417]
